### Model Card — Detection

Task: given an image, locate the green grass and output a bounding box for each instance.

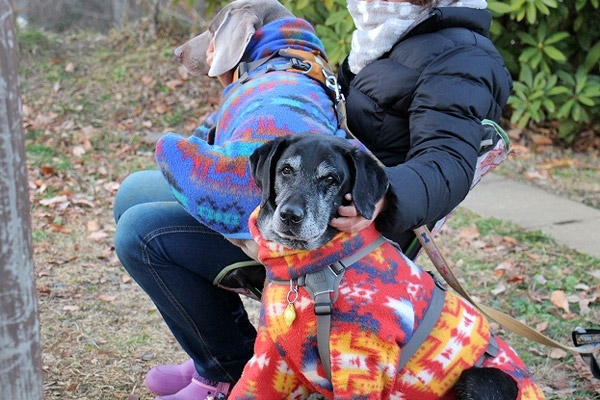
[26,143,72,170]
[17,27,52,55]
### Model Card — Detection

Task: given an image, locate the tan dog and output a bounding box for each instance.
[174,0,293,79]
[157,0,346,274]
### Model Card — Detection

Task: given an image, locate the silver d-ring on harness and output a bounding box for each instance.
[286,281,299,304]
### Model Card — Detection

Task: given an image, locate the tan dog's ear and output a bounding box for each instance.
[208,7,259,77]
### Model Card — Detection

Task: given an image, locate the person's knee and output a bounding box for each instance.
[113,170,170,223]
[114,205,147,275]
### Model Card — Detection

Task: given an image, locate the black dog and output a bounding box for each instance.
[226,133,542,399]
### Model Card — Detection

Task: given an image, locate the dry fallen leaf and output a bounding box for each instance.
[551,290,571,313]
[550,348,568,359]
[458,226,480,241]
[72,145,86,156]
[38,285,51,295]
[502,236,519,246]
[87,219,100,232]
[72,198,95,208]
[141,75,154,85]
[575,283,591,291]
[48,224,71,233]
[98,294,117,302]
[491,284,506,295]
[524,169,550,180]
[155,104,169,114]
[495,259,516,272]
[507,275,525,284]
[530,133,554,146]
[536,321,549,332]
[538,158,575,170]
[88,231,109,241]
[103,182,120,193]
[166,79,184,90]
[39,195,69,206]
[587,270,600,279]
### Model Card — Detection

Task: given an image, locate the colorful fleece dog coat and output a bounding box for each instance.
[155,18,347,239]
[226,209,546,400]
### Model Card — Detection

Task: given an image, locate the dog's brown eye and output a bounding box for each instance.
[323,175,337,185]
[281,166,293,175]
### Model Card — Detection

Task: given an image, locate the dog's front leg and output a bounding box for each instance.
[329,328,402,399]
[228,321,312,399]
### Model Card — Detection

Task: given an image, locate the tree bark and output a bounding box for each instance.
[0,1,44,399]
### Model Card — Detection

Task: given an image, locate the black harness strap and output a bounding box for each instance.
[397,276,446,371]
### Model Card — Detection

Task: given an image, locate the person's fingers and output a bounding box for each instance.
[337,205,358,217]
[338,196,358,217]
[330,215,370,233]
[329,216,352,230]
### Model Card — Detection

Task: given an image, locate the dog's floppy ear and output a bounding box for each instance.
[209,5,259,77]
[347,149,389,220]
[250,137,287,207]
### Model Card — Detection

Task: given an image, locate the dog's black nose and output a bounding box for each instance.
[279,204,304,225]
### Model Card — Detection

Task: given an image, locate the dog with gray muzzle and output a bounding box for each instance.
[224,133,546,400]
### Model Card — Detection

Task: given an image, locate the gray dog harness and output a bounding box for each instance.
[271,235,387,380]
[269,235,499,382]
[270,235,500,382]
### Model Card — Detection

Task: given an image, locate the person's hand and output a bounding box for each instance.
[329,194,388,233]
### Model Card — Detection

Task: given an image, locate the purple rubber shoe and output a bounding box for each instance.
[145,358,195,396]
[155,374,230,400]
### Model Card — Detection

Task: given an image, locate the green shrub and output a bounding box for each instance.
[490,0,600,144]
[178,0,600,147]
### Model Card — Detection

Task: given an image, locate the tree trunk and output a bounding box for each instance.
[0,1,44,399]
[113,0,128,28]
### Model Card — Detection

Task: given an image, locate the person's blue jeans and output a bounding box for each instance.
[113,170,256,383]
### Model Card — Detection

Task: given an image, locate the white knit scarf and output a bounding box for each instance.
[347,0,488,74]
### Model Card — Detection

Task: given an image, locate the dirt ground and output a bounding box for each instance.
[18,21,600,400]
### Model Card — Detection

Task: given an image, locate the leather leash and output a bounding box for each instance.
[413,225,600,355]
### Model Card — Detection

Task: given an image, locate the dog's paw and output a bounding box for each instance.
[455,367,518,400]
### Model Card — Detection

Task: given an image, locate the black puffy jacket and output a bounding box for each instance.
[338,7,513,248]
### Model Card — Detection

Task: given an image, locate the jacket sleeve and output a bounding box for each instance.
[374,46,512,238]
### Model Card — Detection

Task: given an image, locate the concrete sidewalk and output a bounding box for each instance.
[461,173,600,259]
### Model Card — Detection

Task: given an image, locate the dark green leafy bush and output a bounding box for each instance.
[489,0,600,143]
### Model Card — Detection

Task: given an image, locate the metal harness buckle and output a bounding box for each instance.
[304,263,346,316]
[289,57,312,72]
